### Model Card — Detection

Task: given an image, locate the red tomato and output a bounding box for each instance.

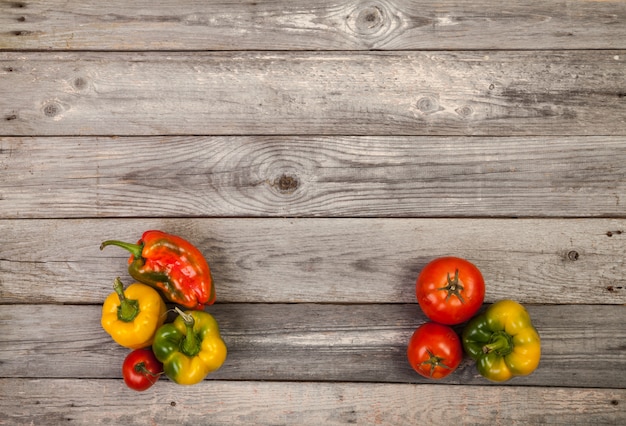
[407,322,463,379]
[122,348,163,391]
[416,257,485,325]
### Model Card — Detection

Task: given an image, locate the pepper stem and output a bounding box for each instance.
[113,277,140,322]
[100,239,144,259]
[175,307,201,357]
[482,331,514,356]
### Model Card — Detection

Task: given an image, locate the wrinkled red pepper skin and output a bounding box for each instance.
[101,230,215,309]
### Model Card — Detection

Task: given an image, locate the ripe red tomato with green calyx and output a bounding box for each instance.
[122,348,163,391]
[407,322,462,379]
[416,256,485,325]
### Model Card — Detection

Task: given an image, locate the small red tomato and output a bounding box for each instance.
[122,348,163,391]
[416,256,485,325]
[407,322,463,379]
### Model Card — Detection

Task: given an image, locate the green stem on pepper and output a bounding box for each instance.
[482,331,514,356]
[100,239,144,259]
[113,277,140,322]
[175,307,201,357]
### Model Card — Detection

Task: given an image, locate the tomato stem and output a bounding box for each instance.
[437,269,465,303]
[134,361,163,381]
[420,349,453,377]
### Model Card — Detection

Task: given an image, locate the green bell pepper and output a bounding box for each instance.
[152,308,227,385]
[462,299,541,382]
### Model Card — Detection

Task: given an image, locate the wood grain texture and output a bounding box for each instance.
[2,379,624,425]
[2,0,625,424]
[2,136,625,218]
[1,218,624,304]
[1,51,625,136]
[2,304,626,388]
[1,0,625,50]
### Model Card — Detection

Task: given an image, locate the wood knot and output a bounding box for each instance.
[455,105,474,118]
[355,6,384,32]
[274,174,299,193]
[42,101,62,118]
[347,2,394,38]
[567,250,579,261]
[416,96,441,114]
[73,77,88,90]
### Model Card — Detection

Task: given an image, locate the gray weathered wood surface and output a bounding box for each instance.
[3,379,623,425]
[3,303,626,388]
[1,0,625,50]
[1,219,624,305]
[1,136,625,218]
[1,0,625,425]
[1,51,625,136]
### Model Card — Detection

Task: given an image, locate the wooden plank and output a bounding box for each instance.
[1,136,626,218]
[2,304,626,388]
[1,379,624,426]
[1,51,625,136]
[1,0,625,50]
[1,218,625,305]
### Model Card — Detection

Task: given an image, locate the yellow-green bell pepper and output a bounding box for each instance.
[152,308,227,385]
[462,299,541,382]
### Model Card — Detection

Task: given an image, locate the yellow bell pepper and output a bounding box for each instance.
[101,277,167,349]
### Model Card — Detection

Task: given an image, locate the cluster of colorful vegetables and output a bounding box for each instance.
[407,257,541,382]
[100,230,227,391]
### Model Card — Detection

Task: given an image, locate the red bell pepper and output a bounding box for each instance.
[101,230,215,309]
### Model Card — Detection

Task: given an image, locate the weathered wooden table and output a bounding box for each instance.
[1,1,625,424]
